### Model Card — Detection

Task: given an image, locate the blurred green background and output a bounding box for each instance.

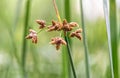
[0,0,120,78]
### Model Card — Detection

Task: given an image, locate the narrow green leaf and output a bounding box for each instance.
[13,0,23,31]
[109,0,118,78]
[8,0,23,65]
[64,36,77,78]
[22,0,31,77]
[63,0,72,78]
[64,0,71,22]
[80,0,90,78]
[103,0,114,77]
[62,46,69,78]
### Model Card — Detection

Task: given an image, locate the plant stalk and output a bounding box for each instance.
[52,0,77,78]
[65,36,77,78]
[103,0,114,77]
[53,0,62,22]
[109,0,118,78]
[80,0,90,78]
[64,0,72,78]
[22,0,31,77]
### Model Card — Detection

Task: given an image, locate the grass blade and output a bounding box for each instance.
[109,0,118,78]
[13,0,23,31]
[62,46,69,78]
[8,0,23,65]
[65,35,77,78]
[22,0,31,77]
[80,0,90,78]
[63,0,72,78]
[103,0,114,77]
[64,0,71,22]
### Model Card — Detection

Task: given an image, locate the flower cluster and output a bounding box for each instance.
[70,29,82,40]
[47,19,78,35]
[47,20,61,31]
[62,19,78,35]
[26,19,82,50]
[36,20,46,29]
[50,37,66,50]
[26,29,37,44]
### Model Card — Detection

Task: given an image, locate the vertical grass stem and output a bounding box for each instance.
[80,0,90,78]
[65,36,77,78]
[22,0,31,77]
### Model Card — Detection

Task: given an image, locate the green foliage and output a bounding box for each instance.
[22,0,31,77]
[80,0,90,78]
[0,0,119,78]
[110,0,118,78]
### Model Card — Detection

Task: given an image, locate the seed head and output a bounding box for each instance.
[26,29,37,44]
[70,28,82,40]
[47,20,61,31]
[69,22,78,27]
[62,19,72,31]
[36,20,46,29]
[50,37,66,50]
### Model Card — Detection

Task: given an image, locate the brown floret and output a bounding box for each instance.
[70,28,82,40]
[36,20,46,29]
[26,29,37,44]
[50,37,66,50]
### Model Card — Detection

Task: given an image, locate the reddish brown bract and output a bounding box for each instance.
[26,29,37,44]
[70,29,82,40]
[50,37,66,50]
[47,20,61,31]
[36,20,46,29]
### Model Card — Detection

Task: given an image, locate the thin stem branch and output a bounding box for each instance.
[53,0,62,22]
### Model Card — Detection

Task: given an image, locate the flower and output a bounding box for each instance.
[50,37,66,50]
[70,28,82,40]
[26,29,37,44]
[62,19,78,35]
[36,20,46,29]
[47,20,61,31]
[62,20,72,31]
[69,22,78,27]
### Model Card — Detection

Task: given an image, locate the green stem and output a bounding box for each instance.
[64,0,72,78]
[53,0,76,78]
[103,0,114,77]
[64,0,70,22]
[37,27,46,34]
[13,0,22,31]
[65,36,77,78]
[22,0,31,77]
[8,0,22,66]
[62,47,69,78]
[110,0,118,78]
[80,0,90,78]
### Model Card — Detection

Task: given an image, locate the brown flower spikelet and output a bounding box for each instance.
[69,22,78,27]
[47,19,78,33]
[62,19,78,35]
[50,37,66,50]
[70,28,82,40]
[36,20,46,29]
[47,20,61,31]
[26,29,37,44]
[62,19,72,31]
